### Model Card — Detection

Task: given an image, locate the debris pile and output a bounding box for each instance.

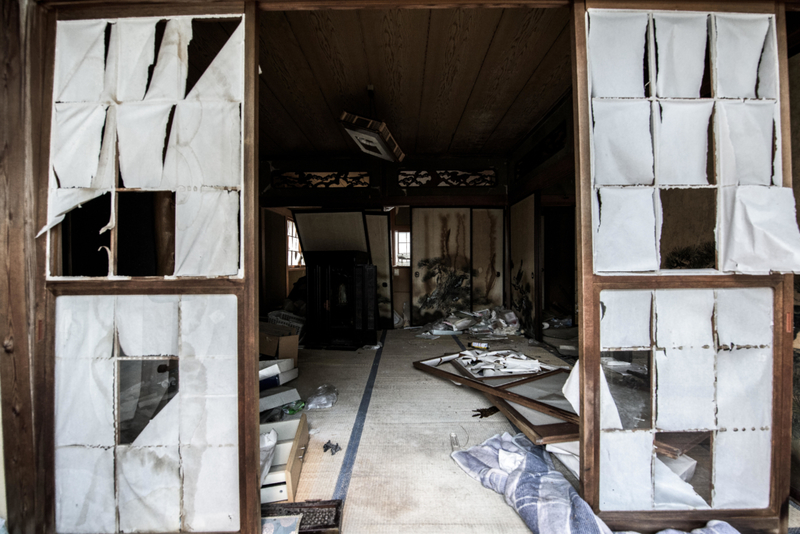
[456,349,559,377]
[421,307,522,338]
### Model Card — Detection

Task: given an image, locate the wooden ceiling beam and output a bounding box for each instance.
[259,0,569,9]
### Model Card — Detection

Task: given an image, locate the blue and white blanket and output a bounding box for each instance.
[451,433,740,534]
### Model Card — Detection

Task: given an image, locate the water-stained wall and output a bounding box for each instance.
[510,195,536,336]
[471,209,504,310]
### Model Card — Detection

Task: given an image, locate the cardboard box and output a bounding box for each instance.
[259,322,298,367]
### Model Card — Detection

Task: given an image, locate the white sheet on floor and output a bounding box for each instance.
[656,101,713,186]
[588,11,649,98]
[599,290,652,349]
[54,20,106,102]
[174,190,240,276]
[592,99,654,186]
[595,188,658,272]
[714,14,770,99]
[654,13,708,98]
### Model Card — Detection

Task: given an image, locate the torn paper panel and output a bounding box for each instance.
[186,18,244,102]
[599,431,652,511]
[717,101,775,187]
[145,18,192,101]
[562,361,622,430]
[54,20,106,102]
[117,103,173,188]
[116,295,179,356]
[654,290,714,349]
[655,348,715,431]
[592,99,654,186]
[595,188,658,272]
[93,105,117,190]
[117,446,181,533]
[51,103,108,188]
[602,352,650,430]
[716,288,773,348]
[55,446,115,534]
[180,395,238,447]
[721,186,800,272]
[180,295,238,359]
[181,445,240,532]
[130,391,180,447]
[717,347,772,430]
[714,14,770,99]
[55,358,115,447]
[757,20,778,99]
[654,13,708,98]
[599,290,652,349]
[587,10,648,98]
[713,430,771,509]
[181,358,237,398]
[162,101,242,189]
[653,457,710,510]
[115,20,157,102]
[55,295,115,360]
[174,190,240,276]
[656,101,713,186]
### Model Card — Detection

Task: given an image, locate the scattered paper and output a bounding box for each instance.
[174,190,240,276]
[714,14,770,99]
[656,101,713,186]
[654,13,708,98]
[54,20,106,102]
[599,290,652,349]
[717,101,775,187]
[587,10,649,98]
[595,188,658,272]
[592,99,654,186]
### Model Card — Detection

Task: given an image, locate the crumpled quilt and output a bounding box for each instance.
[451,433,741,534]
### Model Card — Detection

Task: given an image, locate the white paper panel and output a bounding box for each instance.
[51,103,107,188]
[162,102,242,189]
[145,18,192,101]
[717,347,772,430]
[54,20,106,102]
[55,446,115,534]
[116,295,179,356]
[181,358,238,397]
[757,21,778,100]
[117,103,173,189]
[595,188,658,272]
[40,189,109,236]
[599,431,652,510]
[175,190,240,276]
[186,20,244,102]
[180,396,238,447]
[588,11,649,97]
[55,295,115,360]
[717,101,775,187]
[131,392,180,447]
[713,430,771,509]
[654,290,714,349]
[181,445,240,532]
[55,358,115,447]
[117,446,181,533]
[716,288,773,348]
[599,290,652,349]
[656,101,713,186]
[115,20,157,102]
[655,348,716,431]
[714,14,770,99]
[180,295,238,359]
[653,457,710,510]
[654,13,708,98]
[592,100,654,185]
[721,186,800,273]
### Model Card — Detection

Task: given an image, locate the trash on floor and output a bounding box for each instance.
[260,515,302,534]
[457,349,551,377]
[472,406,499,418]
[260,429,278,486]
[322,440,341,455]
[306,384,338,410]
[260,387,302,413]
[261,499,343,534]
[416,332,441,340]
[361,342,382,350]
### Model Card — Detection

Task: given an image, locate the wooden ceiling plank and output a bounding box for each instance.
[259,11,350,153]
[258,81,315,156]
[285,11,373,120]
[482,23,571,153]
[448,7,569,153]
[414,8,504,154]
[359,9,431,151]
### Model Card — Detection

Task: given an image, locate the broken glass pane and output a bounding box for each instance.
[118,359,179,445]
[601,351,652,430]
[654,431,712,509]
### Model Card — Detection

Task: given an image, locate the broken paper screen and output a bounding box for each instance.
[592,99,654,186]
[174,190,240,276]
[714,14,771,99]
[656,101,713,186]
[600,431,653,510]
[594,188,658,272]
[54,20,106,103]
[587,10,649,98]
[653,13,708,98]
[717,101,775,187]
[599,290,652,349]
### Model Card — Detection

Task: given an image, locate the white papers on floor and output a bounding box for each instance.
[456,350,554,377]
[259,429,278,487]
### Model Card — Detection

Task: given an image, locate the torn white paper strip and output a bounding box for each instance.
[101,21,119,103]
[757,20,778,99]
[717,101,775,187]
[55,295,115,360]
[655,347,716,431]
[117,446,181,533]
[721,186,800,272]
[599,290,652,349]
[713,430,771,509]
[55,446,116,534]
[93,105,117,191]
[653,457,710,510]
[131,391,180,447]
[174,190,239,276]
[51,103,108,188]
[55,358,115,447]
[592,99,654,186]
[116,295,179,356]
[186,19,244,102]
[714,14,770,99]
[162,101,242,189]
[656,101,713,186]
[587,10,649,98]
[180,295,238,359]
[599,431,652,511]
[562,361,623,430]
[115,20,157,102]
[716,288,773,348]
[654,290,714,349]
[654,13,708,98]
[54,20,106,102]
[181,445,240,532]
[717,347,772,430]
[546,441,580,479]
[145,18,193,101]
[39,188,108,237]
[117,102,173,188]
[595,188,658,272]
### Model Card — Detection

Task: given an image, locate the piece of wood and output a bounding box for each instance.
[46,278,246,295]
[285,413,308,502]
[653,432,710,460]
[779,2,794,189]
[57,2,246,19]
[486,395,580,445]
[259,0,570,9]
[583,0,776,12]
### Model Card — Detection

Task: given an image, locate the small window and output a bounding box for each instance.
[287,220,304,267]
[394,231,410,267]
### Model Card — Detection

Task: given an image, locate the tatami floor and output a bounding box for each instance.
[285,328,568,533]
